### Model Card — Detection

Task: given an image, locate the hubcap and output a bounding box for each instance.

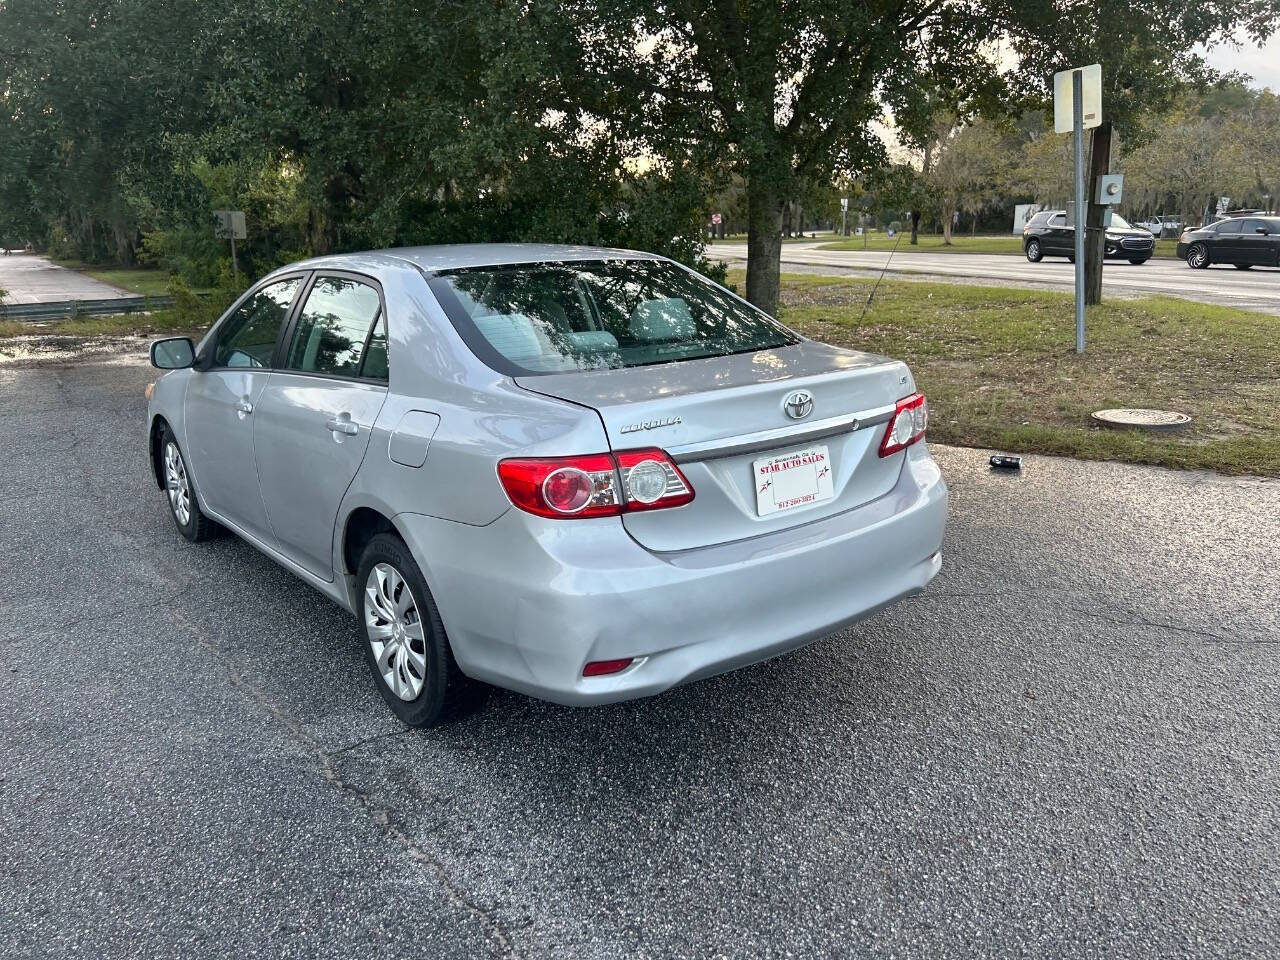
[1028,241,1039,258]
[364,563,427,701]
[164,441,190,526]
[1191,247,1205,267]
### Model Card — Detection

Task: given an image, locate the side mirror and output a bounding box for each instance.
[1257,227,1270,235]
[150,337,195,369]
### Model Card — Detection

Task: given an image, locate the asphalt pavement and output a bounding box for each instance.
[707,241,1280,316]
[1,351,1277,959]
[0,253,131,304]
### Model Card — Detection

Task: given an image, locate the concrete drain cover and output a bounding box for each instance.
[1091,408,1192,432]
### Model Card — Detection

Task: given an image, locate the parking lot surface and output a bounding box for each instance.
[2,354,1277,959]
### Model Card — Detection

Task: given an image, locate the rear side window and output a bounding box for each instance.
[1049,214,1067,227]
[214,278,302,368]
[1214,220,1242,234]
[429,260,798,376]
[286,276,383,378]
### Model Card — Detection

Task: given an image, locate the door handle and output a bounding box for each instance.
[236,399,254,418]
[325,416,359,436]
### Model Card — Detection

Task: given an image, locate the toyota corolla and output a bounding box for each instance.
[146,245,947,726]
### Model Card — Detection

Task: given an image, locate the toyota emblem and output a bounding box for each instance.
[783,389,814,420]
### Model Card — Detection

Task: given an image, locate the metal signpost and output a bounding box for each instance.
[1053,64,1101,354]
[213,210,247,286]
[840,197,849,237]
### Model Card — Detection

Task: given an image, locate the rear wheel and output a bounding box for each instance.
[356,533,468,727]
[160,427,216,542]
[1187,242,1210,269]
[1025,238,1043,262]
[1234,263,1253,270]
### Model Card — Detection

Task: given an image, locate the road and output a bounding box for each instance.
[708,241,1280,315]
[0,253,130,304]
[2,352,1277,959]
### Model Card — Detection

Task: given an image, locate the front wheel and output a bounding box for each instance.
[356,533,468,727]
[1025,238,1043,262]
[1128,257,1149,265]
[160,427,217,542]
[1187,242,1210,269]
[1234,263,1253,270]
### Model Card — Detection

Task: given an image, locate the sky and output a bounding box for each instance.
[1200,34,1280,91]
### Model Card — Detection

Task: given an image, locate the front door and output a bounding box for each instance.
[184,276,304,541]
[1236,219,1270,265]
[254,274,390,580]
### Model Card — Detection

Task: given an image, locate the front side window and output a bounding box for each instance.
[214,278,302,368]
[1239,219,1265,234]
[429,260,799,376]
[286,276,383,378]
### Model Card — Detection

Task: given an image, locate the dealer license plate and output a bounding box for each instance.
[753,445,834,517]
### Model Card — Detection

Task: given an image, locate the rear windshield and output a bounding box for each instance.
[428,260,799,376]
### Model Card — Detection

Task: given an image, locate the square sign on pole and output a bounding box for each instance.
[213,210,247,286]
[1053,64,1101,134]
[1054,64,1101,354]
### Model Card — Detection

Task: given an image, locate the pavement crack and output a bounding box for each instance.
[327,728,415,758]
[170,606,522,960]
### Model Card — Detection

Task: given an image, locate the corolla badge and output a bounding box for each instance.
[782,389,814,420]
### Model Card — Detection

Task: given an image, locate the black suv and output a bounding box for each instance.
[1175,216,1280,269]
[1022,210,1154,264]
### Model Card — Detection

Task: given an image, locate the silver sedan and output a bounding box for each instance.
[146,245,947,725]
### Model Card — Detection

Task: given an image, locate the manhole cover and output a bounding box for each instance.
[1091,408,1192,432]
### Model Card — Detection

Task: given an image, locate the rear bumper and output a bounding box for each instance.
[396,445,947,706]
[1175,242,1191,259]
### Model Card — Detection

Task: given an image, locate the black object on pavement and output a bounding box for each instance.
[990,455,1022,470]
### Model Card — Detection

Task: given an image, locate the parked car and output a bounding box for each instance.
[145,245,948,726]
[1136,215,1184,238]
[1022,210,1155,263]
[1176,216,1280,268]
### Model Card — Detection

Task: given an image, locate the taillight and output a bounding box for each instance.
[583,658,633,677]
[614,449,695,511]
[879,393,928,457]
[497,449,694,519]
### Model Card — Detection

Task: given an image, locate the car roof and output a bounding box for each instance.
[276,243,664,277]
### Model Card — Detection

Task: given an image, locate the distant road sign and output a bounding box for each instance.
[213,210,247,240]
[1053,64,1101,133]
[840,198,849,212]
[711,213,722,225]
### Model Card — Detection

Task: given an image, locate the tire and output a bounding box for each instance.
[1128,257,1149,265]
[1234,263,1252,270]
[1025,238,1043,262]
[355,533,469,727]
[1187,242,1210,269]
[160,426,217,542]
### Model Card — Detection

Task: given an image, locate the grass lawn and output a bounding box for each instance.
[52,260,174,297]
[731,270,1279,477]
[816,234,1181,259]
[0,309,203,342]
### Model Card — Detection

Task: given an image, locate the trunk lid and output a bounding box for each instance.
[515,341,914,552]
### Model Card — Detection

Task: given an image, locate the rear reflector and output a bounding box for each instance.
[879,392,928,457]
[498,449,694,519]
[582,658,633,677]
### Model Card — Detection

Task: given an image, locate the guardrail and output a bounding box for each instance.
[0,295,176,322]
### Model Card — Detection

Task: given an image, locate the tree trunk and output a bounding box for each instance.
[745,178,783,315]
[909,210,920,245]
[1084,121,1112,306]
[942,202,954,245]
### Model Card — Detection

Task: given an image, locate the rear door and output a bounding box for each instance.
[1210,218,1243,263]
[1045,213,1072,254]
[253,273,390,580]
[517,340,912,552]
[184,275,305,542]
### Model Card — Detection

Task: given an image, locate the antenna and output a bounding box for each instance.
[856,228,904,325]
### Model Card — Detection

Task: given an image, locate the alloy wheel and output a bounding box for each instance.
[1188,243,1208,269]
[364,562,427,701]
[164,441,191,526]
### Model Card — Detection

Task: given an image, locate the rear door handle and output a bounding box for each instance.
[325,416,359,436]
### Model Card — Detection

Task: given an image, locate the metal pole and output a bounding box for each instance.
[1073,69,1085,354]
[230,236,239,287]
[841,208,847,238]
